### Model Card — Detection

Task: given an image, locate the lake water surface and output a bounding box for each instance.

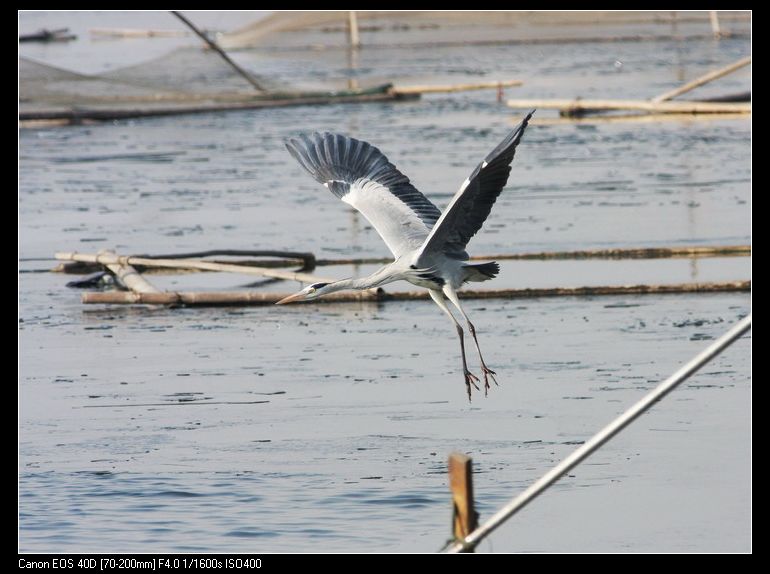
[20,12,750,553]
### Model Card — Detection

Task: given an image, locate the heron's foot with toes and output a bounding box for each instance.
[481,366,498,396]
[464,370,481,401]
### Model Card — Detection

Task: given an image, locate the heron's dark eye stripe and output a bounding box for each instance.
[312,282,329,289]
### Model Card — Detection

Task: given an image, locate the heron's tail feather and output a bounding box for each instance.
[463,261,499,283]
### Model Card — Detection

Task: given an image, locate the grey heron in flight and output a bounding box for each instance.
[277,111,534,399]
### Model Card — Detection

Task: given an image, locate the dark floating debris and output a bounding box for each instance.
[20,28,77,43]
[66,271,112,289]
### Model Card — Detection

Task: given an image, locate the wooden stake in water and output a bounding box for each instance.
[448,452,478,551]
[710,11,722,39]
[348,11,360,48]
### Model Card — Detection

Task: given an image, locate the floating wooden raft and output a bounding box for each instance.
[55,249,750,307]
[510,56,751,117]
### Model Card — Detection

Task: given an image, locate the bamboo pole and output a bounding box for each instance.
[531,112,750,126]
[82,289,381,305]
[171,11,265,93]
[80,281,750,306]
[97,250,159,294]
[393,80,522,95]
[90,28,189,38]
[55,252,336,284]
[53,245,750,275]
[652,56,750,103]
[382,281,751,300]
[475,245,751,261]
[313,245,750,267]
[348,11,360,48]
[448,453,478,550]
[710,11,722,38]
[507,98,750,115]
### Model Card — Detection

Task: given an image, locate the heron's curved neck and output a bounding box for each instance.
[319,264,399,295]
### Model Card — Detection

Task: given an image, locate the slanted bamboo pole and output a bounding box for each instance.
[652,56,750,103]
[80,281,750,306]
[393,79,522,95]
[55,252,335,284]
[507,98,750,115]
[97,249,159,294]
[171,11,265,93]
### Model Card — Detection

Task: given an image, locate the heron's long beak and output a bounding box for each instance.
[275,291,306,305]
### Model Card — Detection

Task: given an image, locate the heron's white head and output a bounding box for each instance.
[275,282,332,305]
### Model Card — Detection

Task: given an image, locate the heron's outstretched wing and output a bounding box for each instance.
[415,111,534,261]
[285,132,442,259]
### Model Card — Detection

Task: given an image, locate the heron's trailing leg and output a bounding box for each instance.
[444,286,498,395]
[455,323,481,400]
[429,290,480,400]
[466,320,498,393]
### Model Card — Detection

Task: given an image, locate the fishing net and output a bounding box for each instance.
[19,11,749,120]
[220,11,750,50]
[20,46,281,114]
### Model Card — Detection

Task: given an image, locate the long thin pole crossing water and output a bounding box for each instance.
[171,11,265,93]
[445,313,752,553]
